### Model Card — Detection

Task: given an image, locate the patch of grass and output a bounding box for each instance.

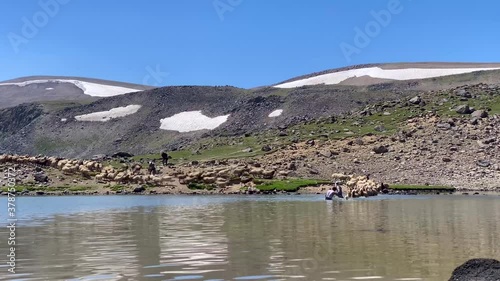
[290,105,422,141]
[187,182,215,190]
[255,178,330,192]
[1,185,35,192]
[389,184,455,191]
[66,186,92,192]
[110,185,126,192]
[132,136,270,164]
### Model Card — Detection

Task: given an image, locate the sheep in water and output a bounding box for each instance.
[331,173,382,198]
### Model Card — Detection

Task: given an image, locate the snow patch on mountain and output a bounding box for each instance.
[75,105,142,122]
[0,79,141,97]
[274,67,500,88]
[160,111,230,132]
[269,109,283,117]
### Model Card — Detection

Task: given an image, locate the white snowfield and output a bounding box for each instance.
[75,105,142,122]
[274,66,500,88]
[269,109,283,117]
[0,79,142,97]
[160,111,230,132]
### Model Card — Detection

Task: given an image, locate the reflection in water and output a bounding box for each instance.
[0,195,498,281]
[158,205,228,276]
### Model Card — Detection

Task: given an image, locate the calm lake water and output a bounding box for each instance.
[0,195,499,281]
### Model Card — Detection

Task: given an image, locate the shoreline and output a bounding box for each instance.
[2,188,499,197]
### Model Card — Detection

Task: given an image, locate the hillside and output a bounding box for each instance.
[0,63,499,160]
[0,63,499,190]
[0,76,152,109]
[274,62,500,88]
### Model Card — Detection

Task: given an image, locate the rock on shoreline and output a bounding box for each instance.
[449,259,500,281]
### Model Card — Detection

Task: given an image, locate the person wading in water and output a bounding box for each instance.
[325,181,344,200]
[325,187,335,200]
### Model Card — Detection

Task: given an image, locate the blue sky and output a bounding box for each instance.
[1,0,500,88]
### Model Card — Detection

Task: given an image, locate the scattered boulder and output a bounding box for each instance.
[471,110,488,118]
[240,176,253,183]
[477,160,491,168]
[470,118,479,125]
[308,168,319,175]
[112,152,134,158]
[261,145,272,152]
[34,173,49,183]
[133,186,146,193]
[409,96,422,105]
[437,123,452,130]
[448,259,500,281]
[455,105,472,114]
[454,89,472,98]
[319,150,332,158]
[91,154,107,161]
[373,145,389,154]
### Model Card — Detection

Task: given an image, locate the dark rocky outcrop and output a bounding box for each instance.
[373,145,389,154]
[448,259,500,281]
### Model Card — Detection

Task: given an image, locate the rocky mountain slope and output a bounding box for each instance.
[0,76,152,109]
[274,62,500,87]
[0,63,499,159]
[0,63,499,190]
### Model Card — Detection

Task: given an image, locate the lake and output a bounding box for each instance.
[0,195,499,281]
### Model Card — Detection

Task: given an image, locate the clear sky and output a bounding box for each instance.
[1,0,499,88]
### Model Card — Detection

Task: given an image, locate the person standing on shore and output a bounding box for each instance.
[148,160,157,175]
[161,150,169,167]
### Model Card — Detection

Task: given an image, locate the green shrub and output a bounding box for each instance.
[256,179,330,192]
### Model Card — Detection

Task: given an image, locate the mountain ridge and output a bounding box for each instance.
[1,62,500,159]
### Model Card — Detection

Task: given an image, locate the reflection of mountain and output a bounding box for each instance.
[0,196,498,281]
[10,212,146,280]
[158,205,228,277]
[221,198,500,280]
